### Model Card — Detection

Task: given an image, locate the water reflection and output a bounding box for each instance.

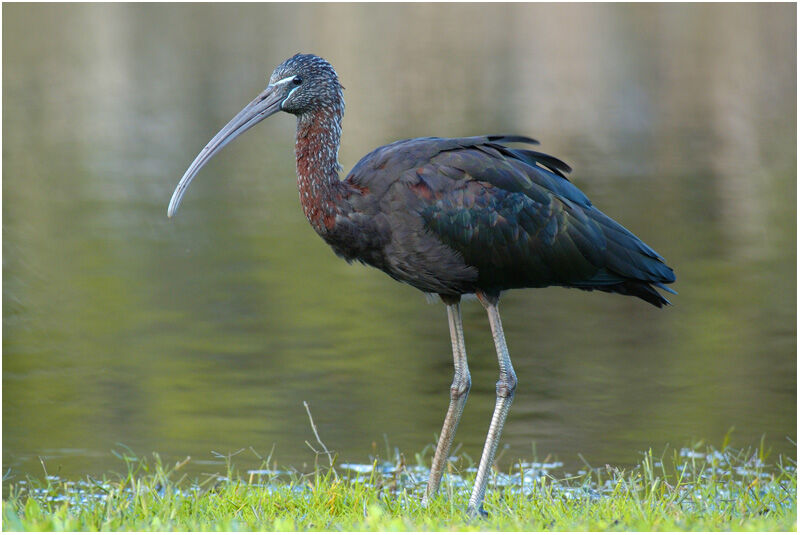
[3,3,796,482]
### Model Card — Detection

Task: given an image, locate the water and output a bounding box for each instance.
[3,4,796,484]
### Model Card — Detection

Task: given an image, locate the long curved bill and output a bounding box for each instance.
[167,84,287,218]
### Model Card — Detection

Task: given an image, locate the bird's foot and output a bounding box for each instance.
[466,505,488,519]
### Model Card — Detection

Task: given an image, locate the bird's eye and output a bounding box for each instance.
[293,76,303,85]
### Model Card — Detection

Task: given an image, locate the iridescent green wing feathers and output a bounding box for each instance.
[347,135,675,305]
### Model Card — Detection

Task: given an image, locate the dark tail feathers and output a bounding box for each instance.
[600,280,675,308]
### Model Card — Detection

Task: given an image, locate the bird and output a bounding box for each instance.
[167,53,676,517]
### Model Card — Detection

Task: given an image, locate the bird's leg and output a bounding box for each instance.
[468,292,517,518]
[422,298,471,507]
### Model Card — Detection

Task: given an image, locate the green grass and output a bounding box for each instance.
[3,441,796,531]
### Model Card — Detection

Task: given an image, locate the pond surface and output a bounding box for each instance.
[3,4,796,484]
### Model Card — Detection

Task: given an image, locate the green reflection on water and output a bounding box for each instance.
[3,3,796,481]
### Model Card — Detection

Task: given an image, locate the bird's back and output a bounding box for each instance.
[340,135,675,306]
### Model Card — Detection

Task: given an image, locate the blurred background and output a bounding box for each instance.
[3,4,796,483]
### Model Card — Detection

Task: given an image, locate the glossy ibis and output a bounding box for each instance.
[168,53,676,517]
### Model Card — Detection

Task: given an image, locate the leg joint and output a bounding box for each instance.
[450,372,471,399]
[495,371,517,398]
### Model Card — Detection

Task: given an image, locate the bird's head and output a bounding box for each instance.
[167,53,342,218]
[269,53,343,115]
